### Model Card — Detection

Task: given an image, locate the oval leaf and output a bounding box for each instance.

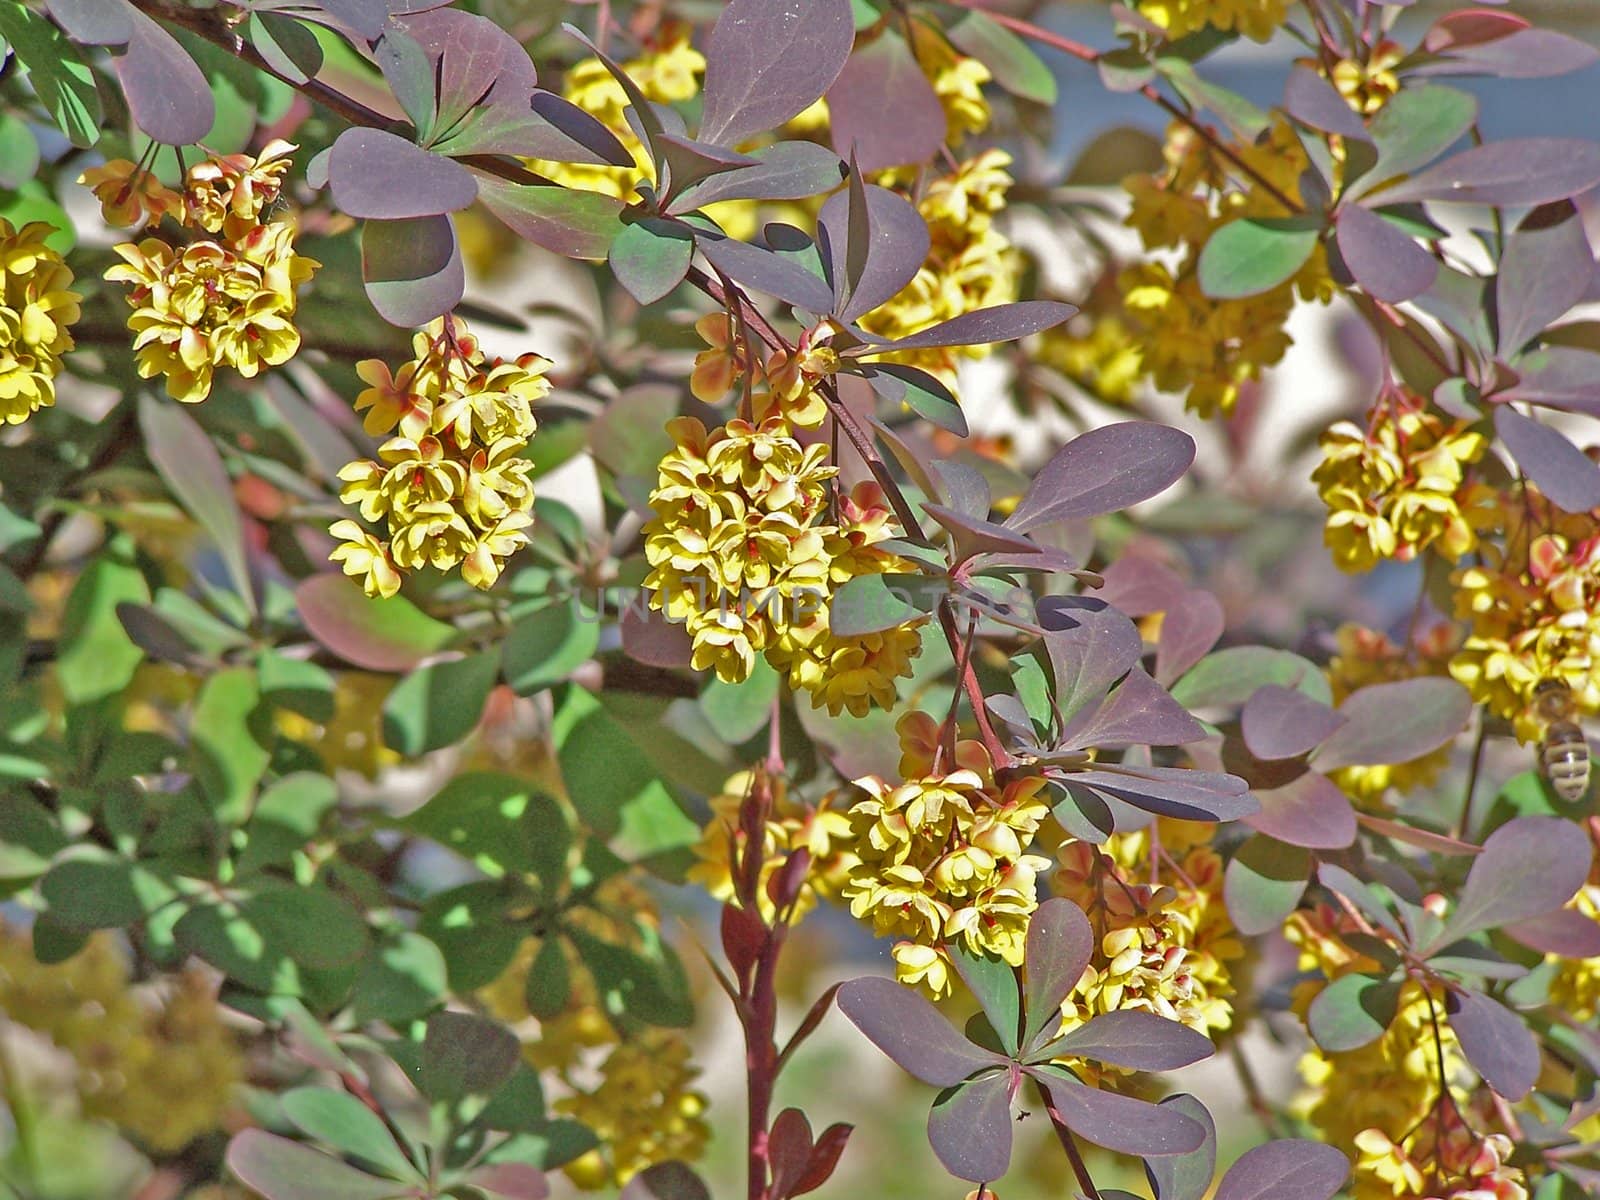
[329,128,478,219]
[1335,204,1439,303]
[1443,815,1593,943]
[1224,836,1310,937]
[225,1130,403,1200]
[1214,1140,1349,1200]
[1044,1010,1214,1072]
[1313,677,1471,770]
[1307,973,1402,1053]
[837,976,1005,1087]
[295,573,455,671]
[927,1071,1014,1184]
[1010,422,1195,532]
[1022,899,1094,1047]
[1493,406,1600,514]
[699,0,854,147]
[1196,216,1320,301]
[1378,137,1600,207]
[1241,684,1344,761]
[362,214,465,327]
[1034,1067,1207,1157]
[1445,987,1539,1100]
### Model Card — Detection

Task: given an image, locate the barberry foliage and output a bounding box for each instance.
[1,1,1600,1199]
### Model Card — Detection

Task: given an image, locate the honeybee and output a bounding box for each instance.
[1533,679,1591,803]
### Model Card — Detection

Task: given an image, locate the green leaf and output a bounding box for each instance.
[1307,972,1402,1052]
[402,772,571,884]
[949,944,1020,1054]
[1366,84,1478,190]
[57,541,149,705]
[381,650,500,755]
[0,2,102,147]
[295,573,455,672]
[1223,836,1310,936]
[420,1010,521,1103]
[473,1066,548,1133]
[39,848,176,930]
[0,112,40,190]
[1157,57,1269,141]
[280,1088,420,1182]
[828,572,936,636]
[947,10,1056,105]
[1170,646,1332,709]
[502,600,599,695]
[248,880,370,971]
[353,930,448,1024]
[475,175,625,260]
[0,180,74,254]
[524,935,571,1020]
[698,658,779,745]
[0,502,40,553]
[0,794,64,887]
[192,668,270,823]
[418,881,527,991]
[609,216,695,305]
[568,924,694,1028]
[259,651,335,721]
[237,773,337,875]
[870,363,966,436]
[1196,215,1321,300]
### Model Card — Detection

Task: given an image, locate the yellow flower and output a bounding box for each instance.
[0,219,79,424]
[908,19,992,140]
[1314,398,1486,572]
[182,138,297,239]
[1037,314,1145,405]
[1135,0,1291,41]
[1329,42,1405,115]
[77,159,183,227]
[332,317,548,595]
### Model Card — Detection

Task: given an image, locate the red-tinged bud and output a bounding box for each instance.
[735,768,774,907]
[767,847,812,917]
[721,901,766,983]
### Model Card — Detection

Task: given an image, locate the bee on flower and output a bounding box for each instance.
[0,219,80,424]
[331,315,549,597]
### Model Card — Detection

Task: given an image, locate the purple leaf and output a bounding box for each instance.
[1313,677,1471,770]
[927,1070,1015,1183]
[927,508,1036,560]
[295,573,456,671]
[1496,201,1595,355]
[856,300,1077,352]
[1042,1010,1213,1071]
[1336,204,1439,303]
[474,176,624,260]
[609,217,695,305]
[362,214,464,326]
[791,1123,851,1197]
[1032,1067,1208,1157]
[826,33,946,173]
[1154,589,1225,687]
[1009,422,1195,532]
[1420,28,1600,80]
[48,0,132,44]
[1443,816,1593,942]
[619,1163,711,1200]
[1247,771,1357,850]
[1224,836,1310,936]
[329,129,477,220]
[1445,987,1539,1099]
[1242,685,1345,760]
[1065,668,1208,749]
[1283,65,1367,139]
[700,233,837,313]
[1499,345,1600,414]
[620,604,693,669]
[1065,766,1258,823]
[111,8,214,146]
[657,133,757,202]
[819,184,929,323]
[1022,899,1094,1047]
[1091,556,1188,617]
[1494,407,1600,513]
[400,9,534,141]
[1144,1095,1217,1200]
[137,395,253,615]
[1379,137,1600,208]
[373,26,436,135]
[1214,1140,1349,1200]
[224,1130,400,1200]
[671,141,845,212]
[1503,908,1600,958]
[1036,596,1143,723]
[561,23,666,160]
[837,977,1005,1086]
[699,0,854,148]
[767,1109,814,1200]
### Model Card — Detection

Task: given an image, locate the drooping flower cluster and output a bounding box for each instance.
[1326,622,1462,808]
[98,141,317,404]
[643,413,923,709]
[1119,120,1332,417]
[688,767,855,924]
[833,711,1051,997]
[330,316,549,597]
[689,312,832,429]
[1051,824,1240,1044]
[1355,1113,1527,1200]
[0,218,80,424]
[1448,489,1600,739]
[0,924,241,1152]
[1313,395,1487,573]
[1133,0,1291,41]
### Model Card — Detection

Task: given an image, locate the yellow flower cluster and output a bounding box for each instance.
[1121,121,1330,417]
[1286,904,1486,1198]
[1133,0,1291,41]
[689,312,832,429]
[99,141,317,404]
[1326,622,1461,808]
[687,767,854,924]
[1036,313,1145,407]
[1051,825,1240,1043]
[0,926,241,1152]
[1314,397,1487,573]
[1329,42,1405,114]
[331,316,549,597]
[833,711,1051,997]
[1448,491,1600,739]
[0,219,80,425]
[861,148,1022,385]
[643,414,923,708]
[557,1031,711,1189]
[1355,1112,1526,1200]
[908,18,994,141]
[530,24,705,200]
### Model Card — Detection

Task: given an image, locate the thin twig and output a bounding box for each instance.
[1033,1077,1101,1200]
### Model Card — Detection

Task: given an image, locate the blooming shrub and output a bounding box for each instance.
[3,1,1600,1199]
